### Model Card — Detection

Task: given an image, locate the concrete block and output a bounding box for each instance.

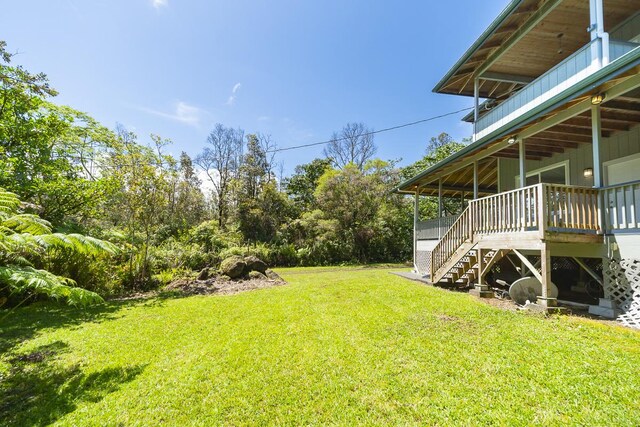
[598,298,617,309]
[589,305,619,319]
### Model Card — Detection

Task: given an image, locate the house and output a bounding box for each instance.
[395,0,640,327]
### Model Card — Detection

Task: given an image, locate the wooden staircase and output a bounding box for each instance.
[436,246,507,286]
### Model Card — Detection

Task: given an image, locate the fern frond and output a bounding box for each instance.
[37,233,119,255]
[0,189,20,216]
[2,214,52,235]
[0,265,103,306]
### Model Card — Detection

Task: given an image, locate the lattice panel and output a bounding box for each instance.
[416,250,432,276]
[603,258,640,329]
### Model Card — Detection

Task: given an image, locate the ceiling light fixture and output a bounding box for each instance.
[591,93,605,105]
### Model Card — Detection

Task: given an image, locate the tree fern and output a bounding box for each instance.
[0,188,117,307]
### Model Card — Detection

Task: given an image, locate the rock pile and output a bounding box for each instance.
[167,256,285,296]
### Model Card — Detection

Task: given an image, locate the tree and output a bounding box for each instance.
[401,132,466,180]
[0,41,116,225]
[0,188,117,308]
[236,182,293,243]
[283,158,332,212]
[165,152,207,235]
[239,134,269,200]
[323,122,377,171]
[103,127,173,288]
[195,124,244,228]
[314,160,409,263]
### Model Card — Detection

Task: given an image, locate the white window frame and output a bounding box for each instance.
[603,152,640,186]
[514,160,570,187]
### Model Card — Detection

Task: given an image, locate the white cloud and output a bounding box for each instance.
[151,0,168,9]
[226,83,242,105]
[140,101,205,127]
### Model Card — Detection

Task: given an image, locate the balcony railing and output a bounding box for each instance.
[611,12,640,43]
[416,214,460,240]
[603,180,640,231]
[475,39,640,140]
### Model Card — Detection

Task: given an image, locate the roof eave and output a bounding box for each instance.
[432,0,525,95]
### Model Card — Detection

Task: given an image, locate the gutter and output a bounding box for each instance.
[397,47,640,193]
[432,0,524,94]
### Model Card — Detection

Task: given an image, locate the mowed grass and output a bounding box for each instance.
[2,267,640,426]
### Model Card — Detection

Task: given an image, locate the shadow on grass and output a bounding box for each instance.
[0,340,145,426]
[0,297,167,355]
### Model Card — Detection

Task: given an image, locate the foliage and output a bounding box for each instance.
[0,39,467,300]
[314,161,411,263]
[283,158,333,212]
[0,188,116,306]
[0,42,118,226]
[3,267,640,425]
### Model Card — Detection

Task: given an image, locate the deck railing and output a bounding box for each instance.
[542,184,600,232]
[475,39,639,140]
[430,207,474,279]
[602,179,640,231]
[429,183,601,280]
[416,214,460,240]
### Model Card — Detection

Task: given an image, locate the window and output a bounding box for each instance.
[515,160,569,187]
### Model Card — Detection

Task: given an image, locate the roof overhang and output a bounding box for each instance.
[433,0,640,99]
[398,49,640,196]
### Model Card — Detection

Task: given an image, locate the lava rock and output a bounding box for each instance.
[248,270,267,280]
[220,256,247,279]
[197,268,210,281]
[244,256,268,274]
[265,269,282,281]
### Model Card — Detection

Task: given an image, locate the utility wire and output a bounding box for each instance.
[269,107,474,153]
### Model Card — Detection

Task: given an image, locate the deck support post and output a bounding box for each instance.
[591,104,606,232]
[438,179,443,239]
[519,138,526,188]
[413,188,420,273]
[471,248,493,298]
[473,78,479,141]
[538,244,557,307]
[473,160,479,200]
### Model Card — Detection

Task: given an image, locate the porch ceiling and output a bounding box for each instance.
[436,0,638,98]
[412,157,499,198]
[492,83,640,160]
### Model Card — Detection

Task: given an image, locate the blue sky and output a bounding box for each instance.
[2,0,508,175]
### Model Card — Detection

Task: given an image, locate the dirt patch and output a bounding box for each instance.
[478,295,520,312]
[165,271,286,296]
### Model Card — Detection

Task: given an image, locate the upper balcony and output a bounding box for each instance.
[474,37,640,141]
[433,1,640,141]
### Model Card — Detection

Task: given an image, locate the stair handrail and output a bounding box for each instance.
[430,206,474,281]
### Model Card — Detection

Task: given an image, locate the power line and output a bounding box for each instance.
[269,107,474,153]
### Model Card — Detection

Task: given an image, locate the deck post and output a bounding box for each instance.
[413,188,420,273]
[438,179,443,238]
[519,139,526,188]
[473,160,479,199]
[589,0,609,67]
[538,244,557,307]
[471,248,493,297]
[473,78,479,141]
[591,104,605,232]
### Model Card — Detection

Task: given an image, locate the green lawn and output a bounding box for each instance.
[2,267,640,426]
